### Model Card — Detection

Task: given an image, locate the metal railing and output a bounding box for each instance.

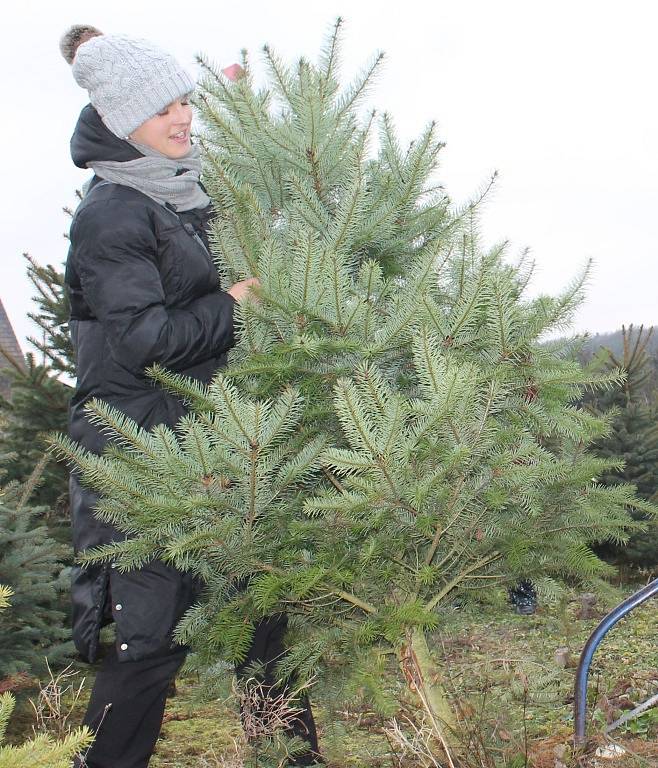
[573,577,658,745]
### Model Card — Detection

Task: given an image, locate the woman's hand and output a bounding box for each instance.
[227,277,261,303]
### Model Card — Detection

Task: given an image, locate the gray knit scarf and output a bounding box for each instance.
[85,139,210,212]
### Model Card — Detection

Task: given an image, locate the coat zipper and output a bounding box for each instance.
[163,203,213,261]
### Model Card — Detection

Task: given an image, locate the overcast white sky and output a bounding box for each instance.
[2,0,657,353]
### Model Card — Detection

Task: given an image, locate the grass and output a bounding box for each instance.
[151,591,657,767]
[432,593,657,767]
[5,588,657,767]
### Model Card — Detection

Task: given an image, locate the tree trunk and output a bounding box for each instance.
[400,628,456,734]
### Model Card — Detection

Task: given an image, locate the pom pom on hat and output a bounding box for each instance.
[59,24,104,65]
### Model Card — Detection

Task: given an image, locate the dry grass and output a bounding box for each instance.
[27,659,93,766]
[198,738,246,767]
[384,714,445,767]
[235,676,309,743]
[29,661,86,742]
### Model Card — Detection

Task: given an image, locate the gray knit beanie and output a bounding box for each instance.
[60,25,196,139]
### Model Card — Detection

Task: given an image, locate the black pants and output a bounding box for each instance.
[75,614,320,768]
[235,615,321,766]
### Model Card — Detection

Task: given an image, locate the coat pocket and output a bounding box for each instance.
[109,559,192,661]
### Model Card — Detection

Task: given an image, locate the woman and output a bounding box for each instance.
[61,25,320,768]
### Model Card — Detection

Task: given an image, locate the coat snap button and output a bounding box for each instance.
[120,643,128,651]
[115,603,122,611]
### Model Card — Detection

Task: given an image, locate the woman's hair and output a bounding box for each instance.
[59,24,103,65]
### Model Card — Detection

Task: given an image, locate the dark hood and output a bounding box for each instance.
[70,104,144,168]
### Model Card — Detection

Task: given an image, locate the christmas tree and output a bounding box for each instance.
[0,252,72,516]
[584,325,658,567]
[0,459,72,677]
[53,19,655,748]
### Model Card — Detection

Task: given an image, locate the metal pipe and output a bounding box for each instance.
[573,577,658,745]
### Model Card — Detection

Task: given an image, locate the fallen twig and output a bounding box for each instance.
[604,692,658,735]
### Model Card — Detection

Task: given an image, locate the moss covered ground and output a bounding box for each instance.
[150,593,657,767]
[6,589,657,767]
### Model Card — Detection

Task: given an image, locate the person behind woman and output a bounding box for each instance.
[60,25,321,768]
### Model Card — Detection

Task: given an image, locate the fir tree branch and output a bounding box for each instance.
[318,17,343,101]
[334,589,377,614]
[335,52,385,120]
[247,441,258,535]
[374,456,418,518]
[322,466,345,492]
[262,44,296,106]
[425,553,502,611]
[255,560,376,615]
[16,453,48,513]
[424,475,467,566]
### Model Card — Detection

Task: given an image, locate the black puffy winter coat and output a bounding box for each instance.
[65,104,236,663]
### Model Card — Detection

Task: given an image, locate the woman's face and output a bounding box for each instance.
[128,95,193,159]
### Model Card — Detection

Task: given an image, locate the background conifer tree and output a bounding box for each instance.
[0,459,72,677]
[0,250,73,522]
[583,325,658,567]
[0,586,91,768]
[54,20,656,745]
